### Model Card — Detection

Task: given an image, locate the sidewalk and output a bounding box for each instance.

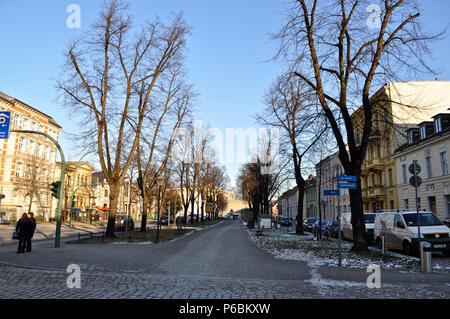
[0,221,107,246]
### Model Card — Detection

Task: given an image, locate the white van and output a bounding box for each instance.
[374,211,450,256]
[341,212,376,243]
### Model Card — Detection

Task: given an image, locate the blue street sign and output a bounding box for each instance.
[338,183,357,189]
[337,176,357,182]
[0,112,11,139]
[324,190,340,196]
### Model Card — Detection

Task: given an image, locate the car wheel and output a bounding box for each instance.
[403,241,412,256]
[376,237,382,250]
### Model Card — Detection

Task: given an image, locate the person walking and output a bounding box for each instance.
[15,213,32,254]
[27,212,36,252]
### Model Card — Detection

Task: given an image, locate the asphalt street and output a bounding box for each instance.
[0,220,449,299]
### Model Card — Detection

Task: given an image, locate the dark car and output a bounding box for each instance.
[115,214,134,231]
[279,217,293,227]
[303,217,319,233]
[160,215,174,226]
[324,220,340,239]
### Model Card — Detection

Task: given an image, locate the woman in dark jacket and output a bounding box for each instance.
[16,213,33,253]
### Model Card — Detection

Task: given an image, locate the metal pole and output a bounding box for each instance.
[414,160,421,260]
[156,185,161,243]
[11,130,65,248]
[337,165,342,267]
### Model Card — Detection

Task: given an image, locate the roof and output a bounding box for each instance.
[0,91,61,128]
[394,126,450,154]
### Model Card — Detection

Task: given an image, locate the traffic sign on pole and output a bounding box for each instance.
[0,112,11,139]
[324,190,340,196]
[409,163,421,175]
[337,176,357,182]
[338,183,357,189]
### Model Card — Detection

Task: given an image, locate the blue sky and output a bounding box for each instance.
[1,0,450,189]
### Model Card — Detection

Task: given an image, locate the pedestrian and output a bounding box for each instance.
[176,216,183,231]
[15,213,32,254]
[27,212,36,252]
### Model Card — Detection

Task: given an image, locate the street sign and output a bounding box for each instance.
[410,176,422,188]
[206,201,214,213]
[0,112,11,139]
[324,190,340,196]
[409,163,421,175]
[337,176,357,182]
[338,183,357,189]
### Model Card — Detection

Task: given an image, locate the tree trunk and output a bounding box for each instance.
[140,192,148,232]
[105,182,120,237]
[349,182,368,251]
[183,203,189,225]
[296,184,305,234]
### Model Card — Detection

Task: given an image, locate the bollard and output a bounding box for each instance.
[420,242,432,274]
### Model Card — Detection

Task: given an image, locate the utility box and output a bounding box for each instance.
[258,214,272,229]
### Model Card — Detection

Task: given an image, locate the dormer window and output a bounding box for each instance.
[435,117,442,133]
[432,113,450,134]
[407,129,420,145]
[419,122,434,140]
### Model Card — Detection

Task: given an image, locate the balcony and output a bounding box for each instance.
[363,158,384,171]
[367,186,385,199]
[368,129,381,141]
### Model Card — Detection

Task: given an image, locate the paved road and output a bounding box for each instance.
[0,220,449,299]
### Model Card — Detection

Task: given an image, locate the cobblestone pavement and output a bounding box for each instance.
[0,263,449,299]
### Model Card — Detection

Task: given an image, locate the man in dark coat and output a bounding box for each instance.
[16,213,33,254]
[27,212,36,252]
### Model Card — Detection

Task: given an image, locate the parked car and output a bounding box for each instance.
[303,217,319,232]
[312,219,330,236]
[374,211,450,256]
[115,214,134,231]
[160,215,174,226]
[279,217,293,227]
[341,212,376,243]
[324,220,340,239]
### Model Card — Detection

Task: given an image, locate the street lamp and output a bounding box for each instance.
[155,177,164,243]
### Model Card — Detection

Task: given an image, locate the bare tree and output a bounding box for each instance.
[58,1,191,237]
[274,0,444,251]
[258,73,329,234]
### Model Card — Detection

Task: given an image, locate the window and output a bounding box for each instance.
[386,138,391,156]
[425,151,433,178]
[390,200,394,210]
[445,195,450,218]
[13,114,20,127]
[370,145,375,160]
[388,169,393,186]
[15,163,22,178]
[372,174,376,187]
[440,151,448,175]
[377,143,381,158]
[18,137,25,152]
[28,140,35,154]
[404,199,409,210]
[23,118,28,129]
[428,196,436,214]
[31,122,36,131]
[401,164,407,184]
[394,214,403,228]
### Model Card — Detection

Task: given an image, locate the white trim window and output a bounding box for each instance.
[425,150,433,179]
[18,137,25,152]
[440,151,449,176]
[13,114,20,127]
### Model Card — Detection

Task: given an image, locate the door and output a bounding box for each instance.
[391,214,407,249]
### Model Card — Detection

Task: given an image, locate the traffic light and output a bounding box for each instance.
[50,181,61,199]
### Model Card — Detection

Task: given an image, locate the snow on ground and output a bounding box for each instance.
[247,228,450,273]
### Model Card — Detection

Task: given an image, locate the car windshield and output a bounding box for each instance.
[364,214,376,223]
[402,213,444,227]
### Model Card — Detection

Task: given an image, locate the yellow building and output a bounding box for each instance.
[54,161,94,222]
[352,81,450,213]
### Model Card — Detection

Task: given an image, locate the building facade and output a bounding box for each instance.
[351,81,450,213]
[53,161,94,221]
[0,91,61,222]
[394,113,450,222]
